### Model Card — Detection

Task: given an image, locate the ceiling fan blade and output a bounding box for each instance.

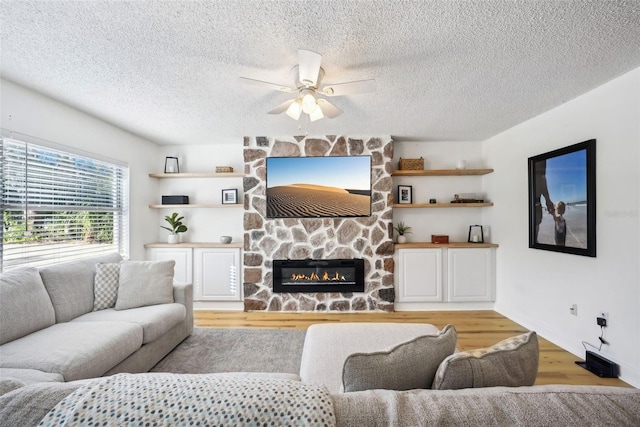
[268,99,296,114]
[239,77,297,93]
[322,79,376,97]
[298,49,322,87]
[316,99,343,119]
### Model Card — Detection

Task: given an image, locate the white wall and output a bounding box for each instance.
[1,79,160,261]
[483,68,640,387]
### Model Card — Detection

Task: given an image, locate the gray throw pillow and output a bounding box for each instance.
[432,331,539,390]
[0,267,55,345]
[115,260,175,310]
[342,324,457,392]
[92,262,120,311]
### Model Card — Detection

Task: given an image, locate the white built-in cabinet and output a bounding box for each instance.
[396,248,443,302]
[447,247,495,302]
[193,248,240,301]
[145,244,242,302]
[395,246,496,304]
[146,247,193,285]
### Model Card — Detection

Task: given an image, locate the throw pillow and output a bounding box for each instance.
[342,324,457,392]
[92,262,121,311]
[115,260,175,310]
[431,331,539,390]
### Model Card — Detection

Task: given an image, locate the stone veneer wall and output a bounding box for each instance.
[242,135,395,312]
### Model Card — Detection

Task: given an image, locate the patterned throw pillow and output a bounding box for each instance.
[92,262,120,311]
[431,331,539,390]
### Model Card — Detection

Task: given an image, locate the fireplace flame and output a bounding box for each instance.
[290,271,346,282]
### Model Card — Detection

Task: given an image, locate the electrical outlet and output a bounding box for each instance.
[597,311,609,327]
[569,304,577,316]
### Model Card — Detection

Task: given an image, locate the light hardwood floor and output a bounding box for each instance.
[194,310,632,388]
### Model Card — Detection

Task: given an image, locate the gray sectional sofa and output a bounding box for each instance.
[0,253,193,384]
[1,281,638,426]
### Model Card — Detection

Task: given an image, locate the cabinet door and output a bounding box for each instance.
[447,248,495,302]
[146,248,193,285]
[193,248,241,301]
[396,248,443,302]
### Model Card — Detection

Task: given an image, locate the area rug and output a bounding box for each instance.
[150,328,307,374]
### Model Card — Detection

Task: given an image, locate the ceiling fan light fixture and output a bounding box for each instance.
[286,98,302,120]
[301,91,317,114]
[309,104,324,122]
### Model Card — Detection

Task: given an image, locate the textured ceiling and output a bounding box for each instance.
[2,0,640,145]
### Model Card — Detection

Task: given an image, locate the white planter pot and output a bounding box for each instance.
[397,235,407,244]
[167,234,180,244]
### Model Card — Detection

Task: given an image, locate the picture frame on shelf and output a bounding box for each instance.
[222,189,238,204]
[397,185,412,204]
[528,139,596,257]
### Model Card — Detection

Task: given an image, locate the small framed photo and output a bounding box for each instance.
[397,185,413,204]
[222,189,238,204]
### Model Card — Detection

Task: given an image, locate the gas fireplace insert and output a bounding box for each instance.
[272,259,365,293]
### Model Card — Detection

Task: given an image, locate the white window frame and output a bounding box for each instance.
[1,130,129,271]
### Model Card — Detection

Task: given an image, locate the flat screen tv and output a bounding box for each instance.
[266,156,372,218]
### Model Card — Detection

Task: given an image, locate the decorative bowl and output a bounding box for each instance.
[220,236,232,244]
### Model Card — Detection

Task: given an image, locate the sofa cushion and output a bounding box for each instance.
[0,322,142,381]
[342,324,457,392]
[92,262,121,311]
[0,267,55,345]
[0,377,26,397]
[74,303,186,344]
[300,322,441,393]
[0,368,64,385]
[432,331,539,390]
[39,253,123,323]
[115,260,175,310]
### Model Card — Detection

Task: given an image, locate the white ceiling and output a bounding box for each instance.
[2,1,640,146]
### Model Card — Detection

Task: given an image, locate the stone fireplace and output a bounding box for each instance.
[242,135,394,312]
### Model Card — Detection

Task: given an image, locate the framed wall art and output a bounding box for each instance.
[222,189,238,205]
[397,185,413,204]
[528,139,596,257]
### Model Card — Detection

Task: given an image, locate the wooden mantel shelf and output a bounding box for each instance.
[392,169,494,176]
[395,242,499,249]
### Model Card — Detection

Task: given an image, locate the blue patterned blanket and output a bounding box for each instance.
[38,373,335,426]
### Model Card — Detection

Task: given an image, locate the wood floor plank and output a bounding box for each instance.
[193,310,632,388]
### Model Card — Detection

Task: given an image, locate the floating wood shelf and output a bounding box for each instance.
[392,202,493,208]
[148,172,244,178]
[392,169,494,176]
[149,204,243,209]
[395,242,499,249]
[144,242,243,248]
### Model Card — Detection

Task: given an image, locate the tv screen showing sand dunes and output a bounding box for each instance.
[266,156,372,218]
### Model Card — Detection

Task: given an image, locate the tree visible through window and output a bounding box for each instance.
[1,133,129,271]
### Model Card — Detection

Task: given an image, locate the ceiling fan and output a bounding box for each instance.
[240,49,376,122]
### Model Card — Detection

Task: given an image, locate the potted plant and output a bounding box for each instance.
[161,212,188,244]
[393,221,412,244]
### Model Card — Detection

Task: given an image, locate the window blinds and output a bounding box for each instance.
[1,134,129,271]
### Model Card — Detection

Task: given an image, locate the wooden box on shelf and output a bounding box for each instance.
[398,157,424,170]
[431,235,449,244]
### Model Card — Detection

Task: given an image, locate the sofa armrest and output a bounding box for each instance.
[173,283,193,334]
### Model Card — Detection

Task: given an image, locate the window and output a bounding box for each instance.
[1,131,129,271]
